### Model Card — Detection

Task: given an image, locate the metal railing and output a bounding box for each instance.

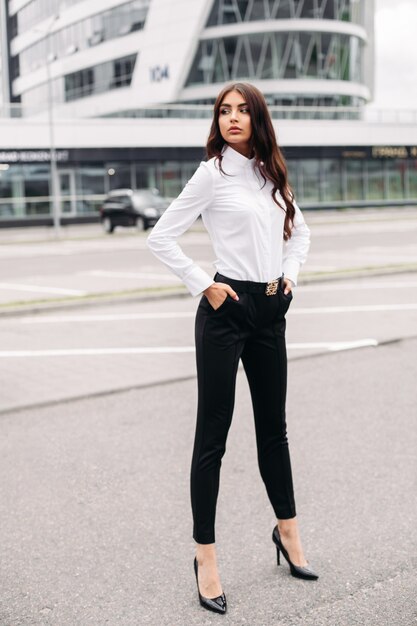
[104,104,365,121]
[0,194,104,219]
[1,102,417,124]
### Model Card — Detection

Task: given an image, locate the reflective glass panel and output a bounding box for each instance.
[106,163,132,190]
[299,160,320,202]
[345,159,365,200]
[321,159,343,201]
[135,163,158,190]
[159,162,183,198]
[186,33,363,85]
[73,166,104,214]
[366,160,385,200]
[408,160,417,199]
[386,159,407,200]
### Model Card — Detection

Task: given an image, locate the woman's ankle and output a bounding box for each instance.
[277,516,299,536]
[196,542,217,564]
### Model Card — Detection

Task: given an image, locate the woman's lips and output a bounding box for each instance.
[229,128,241,133]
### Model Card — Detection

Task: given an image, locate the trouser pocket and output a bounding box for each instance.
[278,288,293,314]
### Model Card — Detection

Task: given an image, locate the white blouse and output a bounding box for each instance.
[147,144,311,297]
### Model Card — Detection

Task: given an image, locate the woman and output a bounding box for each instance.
[147,82,318,616]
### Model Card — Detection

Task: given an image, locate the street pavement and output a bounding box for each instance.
[0,211,416,625]
[0,272,417,414]
[0,337,416,625]
[0,207,416,312]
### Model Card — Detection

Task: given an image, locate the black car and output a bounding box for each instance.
[100,188,170,233]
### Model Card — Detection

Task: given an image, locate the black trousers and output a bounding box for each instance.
[190,273,297,544]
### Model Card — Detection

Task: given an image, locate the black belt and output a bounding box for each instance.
[214,272,284,296]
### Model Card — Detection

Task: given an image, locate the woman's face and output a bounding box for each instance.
[218,90,252,153]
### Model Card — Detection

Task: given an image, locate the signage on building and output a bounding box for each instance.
[341,146,417,159]
[0,150,69,163]
[149,65,170,82]
[342,150,367,158]
[372,146,417,158]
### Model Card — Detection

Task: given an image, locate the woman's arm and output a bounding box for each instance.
[282,200,311,286]
[146,162,215,296]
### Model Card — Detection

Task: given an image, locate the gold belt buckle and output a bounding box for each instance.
[265,279,279,296]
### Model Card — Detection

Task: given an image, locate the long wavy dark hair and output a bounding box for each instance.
[206,82,295,241]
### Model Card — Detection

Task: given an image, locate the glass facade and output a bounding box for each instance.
[0,163,51,217]
[20,54,137,114]
[13,1,149,79]
[207,0,364,25]
[186,31,363,87]
[16,0,86,34]
[1,155,416,222]
[185,0,369,109]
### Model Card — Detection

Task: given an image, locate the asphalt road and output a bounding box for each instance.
[0,271,416,413]
[0,211,416,625]
[0,337,416,625]
[0,207,416,309]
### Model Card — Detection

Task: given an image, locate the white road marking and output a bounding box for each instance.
[0,347,196,357]
[0,282,87,296]
[299,281,417,291]
[19,312,195,323]
[301,265,339,271]
[288,339,378,350]
[291,303,417,314]
[15,303,417,324]
[85,270,181,282]
[0,340,378,358]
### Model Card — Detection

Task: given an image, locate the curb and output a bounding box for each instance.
[1,263,417,318]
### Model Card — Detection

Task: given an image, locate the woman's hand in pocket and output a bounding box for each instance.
[203,282,239,310]
[283,277,294,295]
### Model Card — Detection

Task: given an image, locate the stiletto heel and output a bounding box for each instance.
[272,526,319,580]
[193,557,227,615]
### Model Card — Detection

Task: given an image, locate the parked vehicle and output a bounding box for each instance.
[100,188,170,233]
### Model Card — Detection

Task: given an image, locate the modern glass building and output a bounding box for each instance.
[185,0,372,108]
[0,0,416,226]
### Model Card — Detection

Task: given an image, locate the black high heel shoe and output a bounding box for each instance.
[272,526,319,580]
[193,557,227,615]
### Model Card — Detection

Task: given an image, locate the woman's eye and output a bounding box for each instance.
[219,107,249,114]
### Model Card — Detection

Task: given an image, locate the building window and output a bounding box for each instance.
[186,32,363,87]
[15,1,149,79]
[321,159,343,201]
[65,68,94,102]
[64,54,137,101]
[0,164,51,218]
[386,159,407,200]
[345,159,365,200]
[298,160,320,203]
[206,0,364,26]
[75,165,106,214]
[3,154,417,223]
[106,163,133,190]
[20,54,137,113]
[113,56,136,88]
[366,160,385,201]
[16,0,84,34]
[409,160,417,199]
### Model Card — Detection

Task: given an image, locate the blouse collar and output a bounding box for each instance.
[221,144,255,168]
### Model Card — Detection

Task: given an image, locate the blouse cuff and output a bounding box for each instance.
[282,258,301,287]
[183,266,216,297]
